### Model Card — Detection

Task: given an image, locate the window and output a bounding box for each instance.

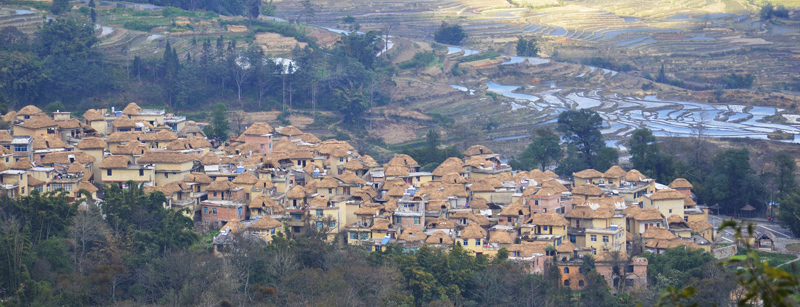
[14,145,26,152]
[475,239,480,246]
[34,186,43,192]
[564,280,570,286]
[316,221,323,229]
[139,169,144,176]
[669,209,672,213]
[212,208,217,214]
[165,173,169,178]
[396,217,402,223]
[578,280,585,287]
[534,200,539,206]
[684,216,688,222]
[204,207,208,214]
[316,210,323,217]
[578,267,584,274]
[414,217,420,225]
[271,228,276,235]
[360,232,369,240]
[591,235,597,242]
[350,232,357,240]
[329,221,336,228]
[603,236,609,243]
[107,169,112,176]
[339,158,344,162]
[238,207,243,216]
[569,235,576,243]
[462,239,468,246]
[543,226,548,231]
[294,214,302,220]
[328,188,332,194]
[564,267,569,273]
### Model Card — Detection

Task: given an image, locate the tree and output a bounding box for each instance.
[778,191,800,237]
[90,9,97,23]
[512,129,562,171]
[229,53,251,104]
[212,103,230,141]
[703,149,764,215]
[229,110,250,134]
[51,0,71,15]
[515,36,539,57]
[774,152,796,198]
[628,128,675,183]
[556,109,618,174]
[244,0,260,28]
[434,22,467,45]
[89,0,95,8]
[300,0,316,23]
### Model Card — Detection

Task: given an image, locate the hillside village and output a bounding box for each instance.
[1,102,740,292]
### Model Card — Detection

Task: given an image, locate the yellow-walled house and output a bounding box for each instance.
[458,223,488,255]
[643,189,686,219]
[247,215,284,243]
[137,151,195,186]
[1,158,33,197]
[106,132,143,152]
[140,130,178,149]
[76,138,108,181]
[231,172,259,201]
[83,109,108,135]
[99,155,155,185]
[572,169,605,188]
[14,113,59,138]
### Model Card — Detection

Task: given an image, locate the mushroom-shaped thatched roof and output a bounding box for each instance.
[470,196,489,210]
[339,171,366,185]
[489,230,514,244]
[250,193,276,208]
[633,208,664,221]
[138,151,194,164]
[18,105,43,116]
[641,226,678,240]
[573,169,604,178]
[20,113,58,129]
[625,169,647,182]
[185,172,213,184]
[221,220,247,233]
[572,184,604,196]
[121,102,142,115]
[399,228,427,242]
[200,152,221,165]
[77,137,107,150]
[232,172,259,185]
[243,122,274,135]
[77,181,99,193]
[460,223,488,239]
[604,165,627,178]
[649,189,686,201]
[286,185,307,199]
[317,176,340,189]
[207,177,239,192]
[112,115,136,128]
[253,177,274,190]
[669,178,693,189]
[67,162,87,174]
[278,125,303,136]
[557,241,576,253]
[343,159,366,170]
[469,180,496,192]
[432,157,464,176]
[425,231,454,245]
[463,145,493,156]
[250,216,283,230]
[99,156,131,169]
[525,212,569,226]
[371,218,393,231]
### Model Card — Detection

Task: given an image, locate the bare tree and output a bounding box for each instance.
[230,54,252,105]
[69,207,110,274]
[229,110,250,135]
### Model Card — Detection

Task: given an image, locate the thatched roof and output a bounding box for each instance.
[0,161,9,172]
[20,113,58,129]
[384,165,409,177]
[649,189,686,201]
[140,129,178,142]
[688,220,714,233]
[27,174,45,187]
[67,162,87,174]
[469,180,496,192]
[641,226,676,240]
[355,203,383,215]
[207,177,239,192]
[177,122,206,138]
[278,125,303,136]
[432,157,464,176]
[83,109,105,122]
[99,155,131,169]
[444,184,469,198]
[200,152,221,165]
[221,220,247,234]
[500,201,530,216]
[604,165,627,178]
[544,170,559,178]
[557,241,576,253]
[111,141,149,156]
[339,171,366,185]
[253,177,274,190]
[112,115,136,128]
[121,102,142,115]
[42,151,96,165]
[425,231,454,245]
[622,204,641,216]
[625,169,647,182]
[633,208,665,221]
[77,137,107,150]
[273,137,297,152]
[138,151,194,164]
[572,184,604,196]
[525,212,569,226]
[387,154,418,167]
[463,145,494,156]
[669,178,693,189]
[77,181,98,193]
[507,241,550,257]
[107,131,142,143]
[399,228,427,242]
[489,230,514,244]
[17,105,43,116]
[645,238,702,250]
[0,130,12,142]
[566,205,614,219]
[56,118,83,129]
[470,196,489,209]
[461,223,488,239]
[185,172,213,184]
[286,185,306,199]
[573,169,604,178]
[317,176,340,189]
[250,216,282,230]
[371,218,393,231]
[299,133,321,143]
[343,159,366,170]
[249,193,276,208]
[243,122,274,135]
[232,172,259,185]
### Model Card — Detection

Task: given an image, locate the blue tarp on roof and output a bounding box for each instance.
[381,236,390,245]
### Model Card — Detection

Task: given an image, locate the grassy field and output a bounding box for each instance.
[731,250,798,267]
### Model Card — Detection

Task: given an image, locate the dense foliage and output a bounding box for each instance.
[556,109,619,175]
[510,129,562,171]
[434,22,467,45]
[515,36,539,57]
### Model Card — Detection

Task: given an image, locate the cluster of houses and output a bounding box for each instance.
[2,103,726,292]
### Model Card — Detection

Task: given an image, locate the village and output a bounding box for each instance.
[0,102,790,294]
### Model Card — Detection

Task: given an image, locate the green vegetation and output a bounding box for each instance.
[510,129,562,171]
[434,22,467,45]
[628,128,676,184]
[460,51,500,63]
[722,72,756,89]
[398,51,438,69]
[515,36,539,57]
[761,1,790,19]
[402,129,461,171]
[581,57,636,72]
[556,109,619,175]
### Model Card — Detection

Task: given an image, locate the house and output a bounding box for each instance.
[565,204,625,254]
[137,151,195,185]
[643,189,686,219]
[247,215,284,243]
[99,155,155,185]
[594,251,649,291]
[458,223,488,255]
[201,177,247,227]
[668,178,693,197]
[398,227,428,252]
[83,109,108,135]
[14,113,59,138]
[122,102,166,127]
[76,138,107,181]
[573,169,605,187]
[754,231,777,251]
[15,105,43,121]
[425,230,454,247]
[242,122,274,154]
[521,212,569,248]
